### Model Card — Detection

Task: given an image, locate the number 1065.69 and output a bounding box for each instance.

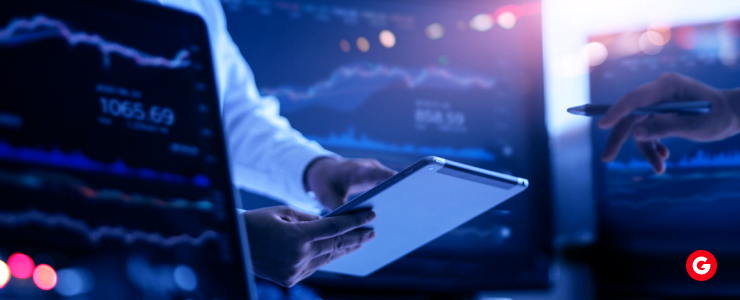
[99,97,175,126]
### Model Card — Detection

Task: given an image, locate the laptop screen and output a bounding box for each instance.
[0,0,251,298]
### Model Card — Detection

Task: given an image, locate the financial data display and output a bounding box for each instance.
[0,0,248,299]
[223,0,550,290]
[590,20,740,254]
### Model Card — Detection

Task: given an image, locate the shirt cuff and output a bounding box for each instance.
[282,141,338,214]
[231,140,337,215]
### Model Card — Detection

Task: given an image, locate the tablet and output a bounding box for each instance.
[320,156,528,277]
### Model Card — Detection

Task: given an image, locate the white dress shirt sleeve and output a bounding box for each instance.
[158,0,335,213]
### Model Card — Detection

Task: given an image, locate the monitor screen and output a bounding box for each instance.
[589,18,740,295]
[223,0,551,290]
[590,19,740,254]
[0,0,251,299]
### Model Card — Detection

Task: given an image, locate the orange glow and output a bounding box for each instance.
[425,23,445,40]
[639,32,664,54]
[645,31,666,46]
[648,22,672,45]
[33,264,57,291]
[584,42,608,66]
[356,37,370,52]
[8,253,34,279]
[0,260,10,289]
[610,32,642,57]
[339,39,350,52]
[469,14,494,32]
[378,30,396,48]
[468,3,540,33]
[493,3,540,20]
[497,11,516,29]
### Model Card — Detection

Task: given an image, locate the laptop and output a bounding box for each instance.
[0,0,255,298]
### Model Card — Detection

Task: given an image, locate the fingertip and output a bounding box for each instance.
[378,167,397,179]
[601,150,614,162]
[655,166,665,175]
[650,156,666,175]
[368,231,376,239]
[656,143,669,159]
[365,210,376,222]
[598,118,611,129]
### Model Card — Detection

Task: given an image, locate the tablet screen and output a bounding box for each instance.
[321,159,528,277]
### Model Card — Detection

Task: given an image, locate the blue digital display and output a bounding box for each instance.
[224,0,550,290]
[0,0,249,298]
[590,19,740,253]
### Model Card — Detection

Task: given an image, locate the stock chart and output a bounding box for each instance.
[0,1,247,299]
[224,0,550,290]
[589,19,740,254]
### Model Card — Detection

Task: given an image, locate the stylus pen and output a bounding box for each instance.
[567,101,712,116]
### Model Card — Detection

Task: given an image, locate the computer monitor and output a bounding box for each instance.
[224,0,551,291]
[589,19,740,296]
[0,0,254,298]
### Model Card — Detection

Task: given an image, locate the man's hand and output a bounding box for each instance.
[599,73,740,174]
[242,206,376,287]
[304,157,396,210]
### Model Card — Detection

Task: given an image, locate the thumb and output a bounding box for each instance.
[313,182,347,210]
[346,160,396,196]
[352,160,397,184]
[300,210,376,241]
[632,114,696,141]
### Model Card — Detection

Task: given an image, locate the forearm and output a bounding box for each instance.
[197,0,334,212]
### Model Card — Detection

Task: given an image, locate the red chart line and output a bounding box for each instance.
[0,209,220,248]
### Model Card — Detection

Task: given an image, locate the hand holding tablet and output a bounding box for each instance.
[319,156,528,276]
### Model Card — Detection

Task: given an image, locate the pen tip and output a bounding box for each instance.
[567,106,586,116]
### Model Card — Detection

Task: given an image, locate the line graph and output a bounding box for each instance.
[609,191,740,209]
[74,186,215,212]
[260,63,496,113]
[0,140,211,187]
[306,127,496,161]
[607,149,740,170]
[0,168,215,212]
[0,209,220,248]
[0,15,190,69]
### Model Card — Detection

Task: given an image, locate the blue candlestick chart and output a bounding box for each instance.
[0,209,220,248]
[306,127,496,161]
[261,63,496,113]
[0,140,212,187]
[0,14,190,69]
